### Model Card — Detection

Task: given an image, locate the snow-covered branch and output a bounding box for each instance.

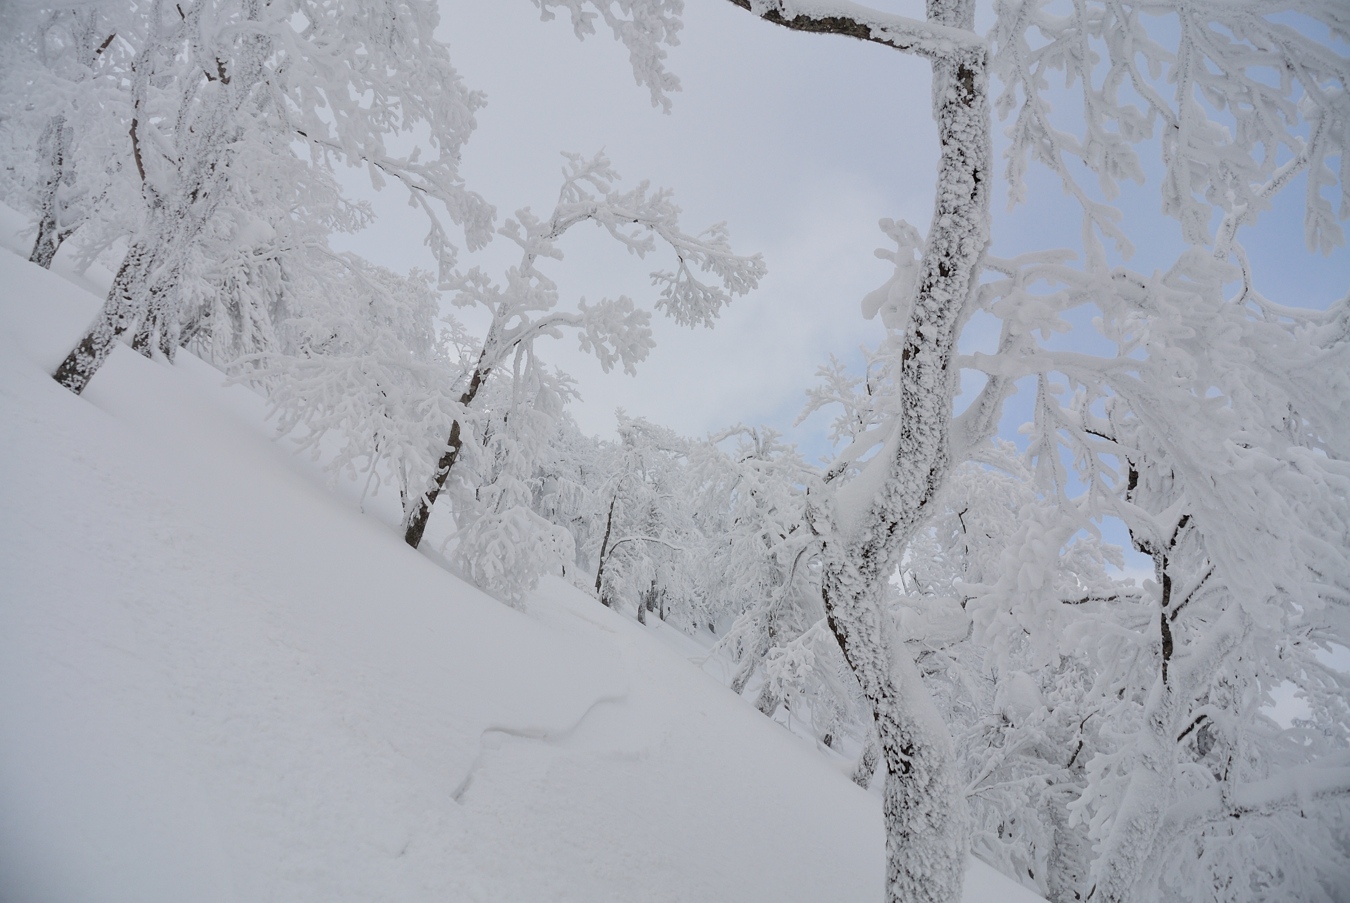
[533,0,684,110]
[722,0,984,60]
[402,150,762,550]
[1163,754,1350,828]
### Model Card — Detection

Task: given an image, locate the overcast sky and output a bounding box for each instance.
[335,0,1348,461]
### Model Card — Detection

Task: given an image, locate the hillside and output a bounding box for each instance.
[0,243,1044,901]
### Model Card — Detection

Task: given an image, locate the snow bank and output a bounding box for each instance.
[0,247,1042,902]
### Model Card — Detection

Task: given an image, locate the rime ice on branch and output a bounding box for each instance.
[401,151,764,550]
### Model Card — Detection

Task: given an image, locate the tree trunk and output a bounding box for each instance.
[402,358,489,549]
[403,418,465,548]
[821,12,988,903]
[1085,677,1176,903]
[637,582,660,624]
[823,571,971,903]
[730,655,758,696]
[52,239,156,394]
[590,491,620,604]
[754,681,781,717]
[29,12,110,270]
[29,115,71,269]
[723,4,990,898]
[130,276,179,360]
[852,730,881,789]
[1045,798,1091,903]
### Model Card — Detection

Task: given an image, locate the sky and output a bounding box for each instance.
[333,0,1348,463]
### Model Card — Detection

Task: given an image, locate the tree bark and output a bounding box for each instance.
[52,239,156,394]
[730,655,758,696]
[852,730,881,789]
[29,115,71,269]
[1085,676,1176,903]
[130,276,180,360]
[591,490,620,603]
[754,680,781,717]
[724,3,992,901]
[402,358,488,549]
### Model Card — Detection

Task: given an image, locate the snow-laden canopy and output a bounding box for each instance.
[0,232,1043,902]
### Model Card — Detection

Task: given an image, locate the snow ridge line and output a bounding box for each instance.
[451,690,631,802]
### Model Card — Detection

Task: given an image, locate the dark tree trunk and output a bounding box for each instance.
[129,277,182,362]
[29,115,71,269]
[402,358,489,549]
[402,418,465,549]
[730,655,757,696]
[725,2,991,901]
[591,491,620,605]
[52,240,155,394]
[131,284,163,358]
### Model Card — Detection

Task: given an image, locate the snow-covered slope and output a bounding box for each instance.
[0,246,1043,902]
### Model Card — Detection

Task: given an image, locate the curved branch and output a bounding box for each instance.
[607,534,686,556]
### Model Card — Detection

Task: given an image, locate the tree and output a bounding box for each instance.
[0,4,136,269]
[242,253,461,513]
[445,366,583,605]
[703,4,991,900]
[693,427,823,709]
[11,11,108,267]
[240,148,760,599]
[807,340,1349,903]
[43,0,492,394]
[400,150,763,549]
[588,414,700,621]
[989,250,1350,902]
[6,0,1346,899]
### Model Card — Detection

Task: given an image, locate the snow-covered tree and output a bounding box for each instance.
[4,0,1344,899]
[530,413,613,577]
[242,254,461,511]
[693,428,822,705]
[39,0,492,393]
[444,366,582,605]
[7,2,763,606]
[906,449,1125,901]
[562,2,1350,901]
[400,150,764,549]
[585,415,701,622]
[980,250,1350,902]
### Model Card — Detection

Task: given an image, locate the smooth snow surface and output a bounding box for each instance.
[0,247,1043,902]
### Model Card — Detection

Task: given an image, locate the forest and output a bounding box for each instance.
[1,1,1348,902]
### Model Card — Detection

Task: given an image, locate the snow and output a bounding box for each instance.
[0,243,1043,902]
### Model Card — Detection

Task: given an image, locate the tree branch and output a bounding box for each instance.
[721,0,983,60]
[1163,756,1350,829]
